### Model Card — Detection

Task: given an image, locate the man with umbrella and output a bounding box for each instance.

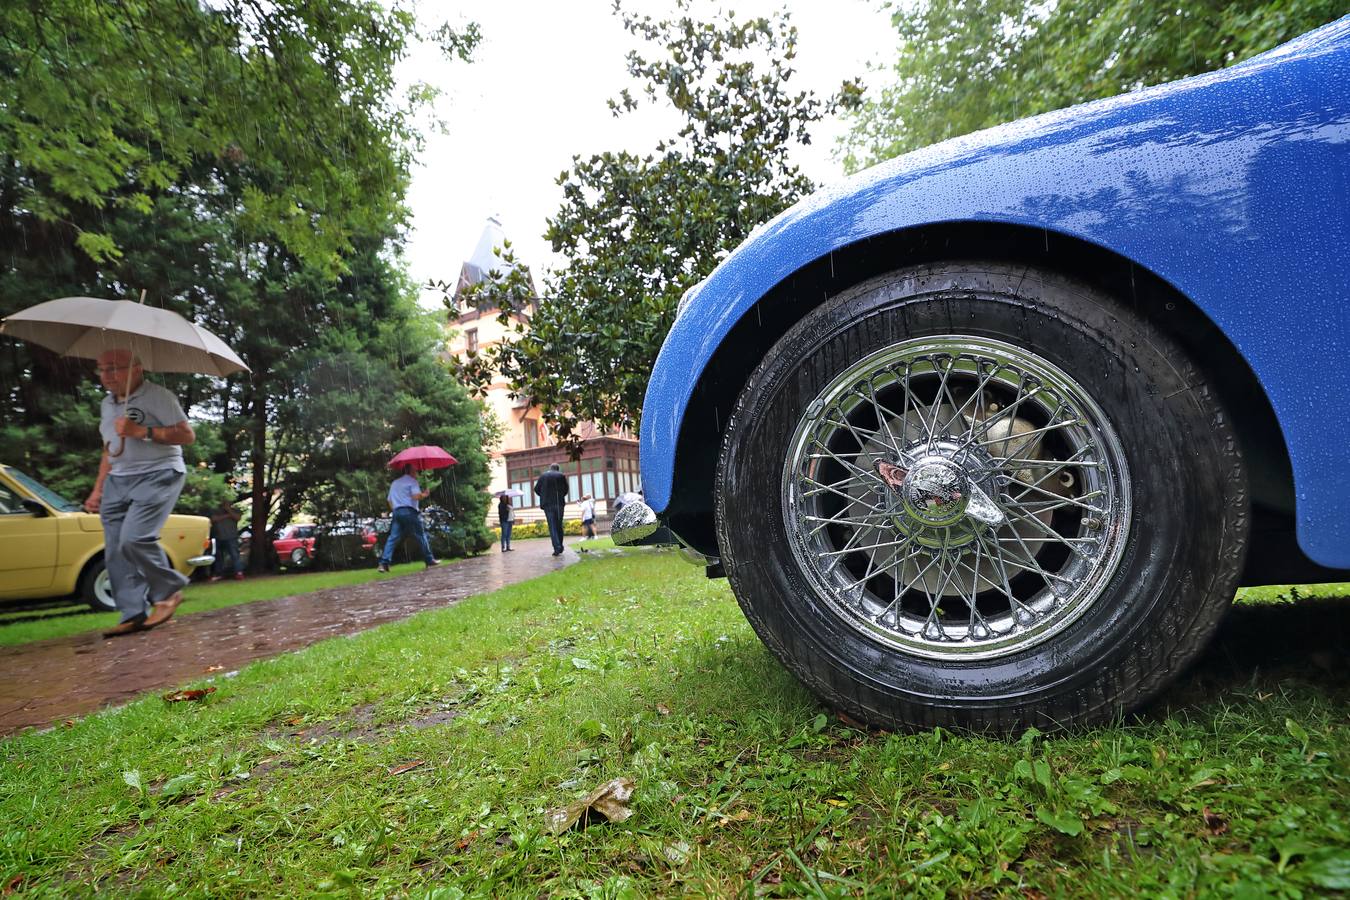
[378,446,453,573]
[86,349,196,636]
[2,294,251,636]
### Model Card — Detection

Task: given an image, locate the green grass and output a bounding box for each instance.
[0,561,432,648]
[2,552,1347,897]
[0,537,619,649]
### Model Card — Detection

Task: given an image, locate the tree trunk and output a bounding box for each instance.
[248,369,271,574]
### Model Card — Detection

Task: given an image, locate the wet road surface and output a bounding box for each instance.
[0,538,581,736]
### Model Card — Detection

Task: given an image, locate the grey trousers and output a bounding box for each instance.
[100,469,189,623]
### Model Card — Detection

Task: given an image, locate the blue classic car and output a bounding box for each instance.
[614,17,1350,730]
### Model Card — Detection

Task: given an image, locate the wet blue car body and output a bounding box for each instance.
[640,17,1350,571]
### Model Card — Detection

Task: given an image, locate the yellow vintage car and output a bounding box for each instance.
[0,464,214,611]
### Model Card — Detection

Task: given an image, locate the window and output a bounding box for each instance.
[523,417,539,449]
[465,328,478,353]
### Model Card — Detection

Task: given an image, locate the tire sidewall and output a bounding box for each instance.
[716,263,1246,727]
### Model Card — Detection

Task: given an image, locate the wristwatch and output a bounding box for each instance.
[144,426,155,443]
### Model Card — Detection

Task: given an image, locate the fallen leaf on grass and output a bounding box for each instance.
[545,777,635,835]
[204,665,224,673]
[453,829,480,851]
[388,760,425,776]
[713,809,754,828]
[162,687,216,703]
[836,710,867,729]
[2,874,26,896]
[62,720,75,728]
[656,704,671,716]
[754,865,782,886]
[1202,806,1229,836]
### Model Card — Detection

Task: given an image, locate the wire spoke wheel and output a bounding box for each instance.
[783,336,1131,660]
[718,263,1246,729]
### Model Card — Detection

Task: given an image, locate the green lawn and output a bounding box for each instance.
[0,536,617,648]
[0,561,430,648]
[2,552,1347,897]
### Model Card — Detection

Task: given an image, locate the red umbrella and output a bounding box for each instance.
[389,445,458,472]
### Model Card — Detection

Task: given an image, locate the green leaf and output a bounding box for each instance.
[1294,848,1350,890]
[1035,806,1083,836]
[74,230,123,262]
[578,719,610,741]
[161,774,198,798]
[1285,717,1309,747]
[122,770,143,791]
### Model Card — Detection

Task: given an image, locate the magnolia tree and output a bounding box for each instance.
[442,4,861,451]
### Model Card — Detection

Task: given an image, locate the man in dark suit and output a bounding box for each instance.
[534,462,569,556]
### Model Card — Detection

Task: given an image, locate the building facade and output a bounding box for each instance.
[445,219,640,527]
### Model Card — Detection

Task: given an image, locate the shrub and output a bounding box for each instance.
[492,519,583,541]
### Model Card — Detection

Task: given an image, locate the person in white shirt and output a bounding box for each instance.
[580,494,596,540]
[378,465,439,572]
[84,349,195,637]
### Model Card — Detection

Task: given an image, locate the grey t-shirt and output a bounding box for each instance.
[99,381,187,476]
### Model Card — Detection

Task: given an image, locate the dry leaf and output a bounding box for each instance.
[757,866,782,885]
[285,716,305,726]
[1202,806,1229,836]
[453,829,480,851]
[388,760,426,777]
[656,704,671,716]
[714,809,754,828]
[836,710,867,730]
[162,687,216,703]
[2,874,26,896]
[204,665,224,673]
[545,777,636,835]
[62,720,75,728]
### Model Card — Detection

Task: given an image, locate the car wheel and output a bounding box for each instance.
[290,547,309,567]
[79,558,116,613]
[715,262,1248,730]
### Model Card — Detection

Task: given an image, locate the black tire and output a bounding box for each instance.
[79,557,116,613]
[290,547,308,568]
[715,262,1248,731]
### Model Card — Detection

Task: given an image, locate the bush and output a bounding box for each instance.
[312,533,377,570]
[491,519,583,541]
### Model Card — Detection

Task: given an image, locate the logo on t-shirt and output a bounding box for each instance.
[125,406,146,424]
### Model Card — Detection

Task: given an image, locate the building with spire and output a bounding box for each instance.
[445,218,640,526]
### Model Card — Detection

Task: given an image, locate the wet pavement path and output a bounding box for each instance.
[0,538,581,736]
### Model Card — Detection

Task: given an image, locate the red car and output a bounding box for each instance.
[272,523,318,568]
[273,521,378,568]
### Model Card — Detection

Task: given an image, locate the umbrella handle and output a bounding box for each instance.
[105,437,126,458]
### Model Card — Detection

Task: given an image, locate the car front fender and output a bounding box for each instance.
[641,19,1350,567]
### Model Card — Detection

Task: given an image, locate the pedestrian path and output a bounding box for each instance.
[0,538,581,736]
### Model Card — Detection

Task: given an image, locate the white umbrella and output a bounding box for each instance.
[494,488,524,498]
[0,296,249,376]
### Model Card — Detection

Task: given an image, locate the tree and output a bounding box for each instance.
[841,0,1345,171]
[0,0,477,271]
[0,0,488,565]
[445,3,860,448]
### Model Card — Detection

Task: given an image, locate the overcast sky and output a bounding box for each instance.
[398,0,897,305]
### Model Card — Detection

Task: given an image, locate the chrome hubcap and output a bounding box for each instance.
[783,336,1131,660]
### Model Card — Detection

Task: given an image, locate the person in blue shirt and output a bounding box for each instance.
[378,465,439,573]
